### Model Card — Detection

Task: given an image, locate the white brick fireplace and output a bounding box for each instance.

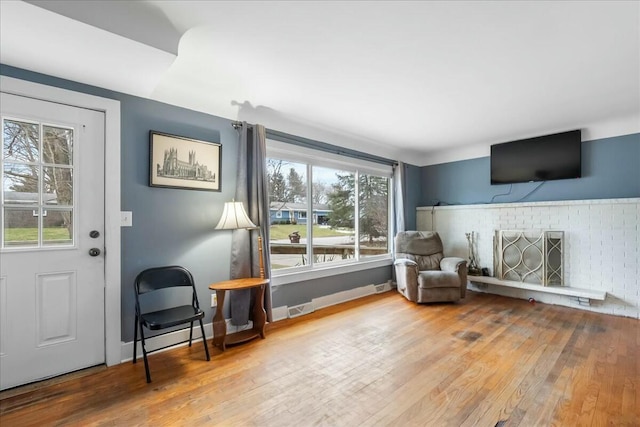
[416,198,639,319]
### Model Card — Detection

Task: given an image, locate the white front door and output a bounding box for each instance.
[0,92,105,390]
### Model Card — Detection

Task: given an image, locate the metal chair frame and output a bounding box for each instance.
[133,266,210,383]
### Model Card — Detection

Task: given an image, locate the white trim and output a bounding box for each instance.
[312,284,378,310]
[267,139,393,177]
[271,306,289,322]
[271,257,392,286]
[0,76,122,367]
[122,324,212,363]
[417,197,640,211]
[267,138,394,282]
[272,280,393,319]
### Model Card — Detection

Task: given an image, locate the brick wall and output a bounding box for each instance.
[416,198,640,318]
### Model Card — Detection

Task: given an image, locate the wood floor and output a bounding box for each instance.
[1,291,638,426]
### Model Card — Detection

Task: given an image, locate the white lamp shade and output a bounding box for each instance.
[215,201,257,230]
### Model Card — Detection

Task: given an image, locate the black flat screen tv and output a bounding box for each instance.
[490,130,582,184]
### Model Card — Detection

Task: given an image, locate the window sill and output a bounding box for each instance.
[270,257,393,286]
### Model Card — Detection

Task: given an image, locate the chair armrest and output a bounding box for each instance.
[440,257,468,298]
[394,258,418,268]
[440,257,466,273]
[393,258,419,302]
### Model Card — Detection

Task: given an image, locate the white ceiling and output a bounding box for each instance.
[1,0,639,166]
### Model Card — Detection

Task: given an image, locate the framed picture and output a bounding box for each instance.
[149,131,222,191]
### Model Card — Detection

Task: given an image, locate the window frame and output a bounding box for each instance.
[1,117,77,251]
[266,139,394,286]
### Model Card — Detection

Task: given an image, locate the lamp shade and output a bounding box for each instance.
[215,201,257,230]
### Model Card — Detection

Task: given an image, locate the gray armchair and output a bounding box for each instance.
[394,231,468,303]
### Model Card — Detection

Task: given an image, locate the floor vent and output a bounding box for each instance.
[288,302,314,318]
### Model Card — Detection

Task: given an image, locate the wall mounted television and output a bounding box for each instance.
[490,130,582,185]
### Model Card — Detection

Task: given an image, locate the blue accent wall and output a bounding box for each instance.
[404,163,421,230]
[1,64,395,341]
[420,133,640,206]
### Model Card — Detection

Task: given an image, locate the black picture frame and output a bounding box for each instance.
[149,131,222,191]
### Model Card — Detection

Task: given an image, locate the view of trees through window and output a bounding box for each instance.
[2,119,74,248]
[267,155,390,271]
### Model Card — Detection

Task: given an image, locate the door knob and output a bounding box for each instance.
[89,248,101,257]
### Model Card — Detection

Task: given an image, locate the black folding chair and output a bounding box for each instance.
[133,266,210,382]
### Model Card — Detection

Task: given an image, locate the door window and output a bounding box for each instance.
[2,119,74,249]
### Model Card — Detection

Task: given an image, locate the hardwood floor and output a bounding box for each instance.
[1,291,638,426]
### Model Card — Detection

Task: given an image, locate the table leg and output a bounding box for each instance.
[253,284,267,339]
[212,289,227,351]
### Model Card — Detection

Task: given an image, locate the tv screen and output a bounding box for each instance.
[490,130,581,184]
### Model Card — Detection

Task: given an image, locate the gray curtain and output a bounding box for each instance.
[392,161,406,285]
[230,122,273,325]
[394,161,406,236]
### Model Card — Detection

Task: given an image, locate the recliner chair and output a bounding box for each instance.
[394,231,468,303]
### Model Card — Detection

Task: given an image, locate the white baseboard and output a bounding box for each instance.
[121,319,255,363]
[273,280,394,321]
[121,281,394,363]
[271,306,289,322]
[312,284,377,310]
[121,323,213,363]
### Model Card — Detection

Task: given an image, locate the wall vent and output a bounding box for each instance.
[288,303,314,318]
[374,281,393,294]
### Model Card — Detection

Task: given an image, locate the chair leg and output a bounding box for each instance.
[139,322,151,383]
[133,315,138,364]
[199,318,210,361]
[188,321,194,347]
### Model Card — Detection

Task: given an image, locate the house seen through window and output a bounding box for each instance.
[266,140,392,273]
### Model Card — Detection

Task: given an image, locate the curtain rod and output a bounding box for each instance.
[230,122,399,167]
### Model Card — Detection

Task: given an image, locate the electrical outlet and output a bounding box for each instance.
[211,293,217,308]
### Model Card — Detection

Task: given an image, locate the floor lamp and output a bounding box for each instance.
[215,201,265,279]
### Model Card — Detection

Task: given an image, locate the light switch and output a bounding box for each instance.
[121,211,133,227]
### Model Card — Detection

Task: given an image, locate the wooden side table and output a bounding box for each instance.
[208,277,269,351]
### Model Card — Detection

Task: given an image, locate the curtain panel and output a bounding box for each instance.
[394,161,406,236]
[230,123,273,325]
[392,161,406,284]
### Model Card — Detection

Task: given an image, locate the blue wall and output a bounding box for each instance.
[404,163,421,230]
[1,64,395,341]
[420,133,640,206]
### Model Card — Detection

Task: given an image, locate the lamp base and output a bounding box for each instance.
[258,234,265,279]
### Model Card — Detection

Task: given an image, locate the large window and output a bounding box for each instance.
[267,140,393,279]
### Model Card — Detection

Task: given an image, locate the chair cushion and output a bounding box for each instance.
[417,270,462,289]
[395,231,444,256]
[395,231,445,270]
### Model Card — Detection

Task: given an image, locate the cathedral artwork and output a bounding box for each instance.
[149,131,221,191]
